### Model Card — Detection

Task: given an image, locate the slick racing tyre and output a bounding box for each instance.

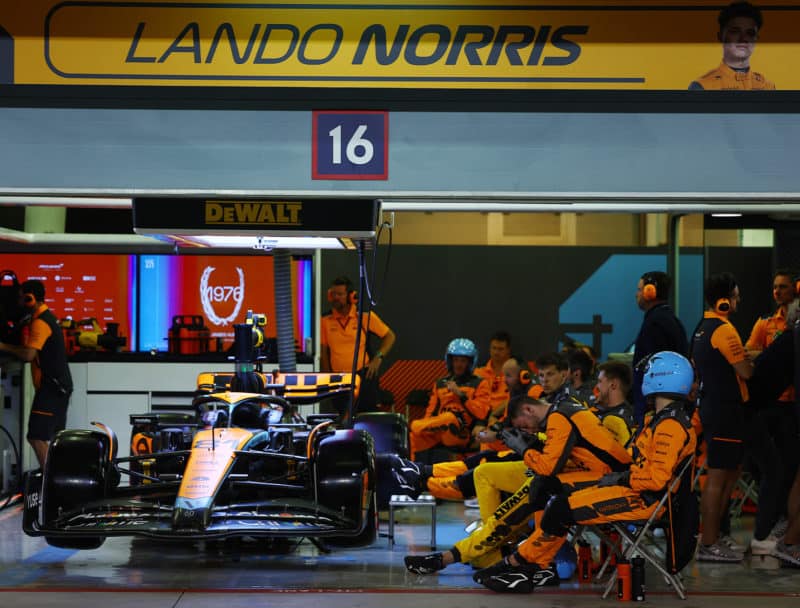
[42,429,116,550]
[316,429,377,546]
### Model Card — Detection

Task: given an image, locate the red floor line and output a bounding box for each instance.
[1,588,799,597]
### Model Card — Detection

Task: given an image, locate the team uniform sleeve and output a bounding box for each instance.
[25,318,51,351]
[629,418,687,493]
[425,382,440,418]
[523,412,575,476]
[463,377,491,422]
[319,316,330,346]
[710,323,747,365]
[745,318,767,351]
[361,312,390,339]
[601,415,631,448]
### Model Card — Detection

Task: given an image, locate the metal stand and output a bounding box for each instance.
[388,493,436,550]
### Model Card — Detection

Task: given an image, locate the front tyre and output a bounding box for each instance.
[315,429,377,546]
[42,429,115,550]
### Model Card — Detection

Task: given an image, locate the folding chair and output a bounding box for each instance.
[693,461,758,523]
[600,456,697,600]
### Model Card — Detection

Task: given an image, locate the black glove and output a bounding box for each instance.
[489,421,505,434]
[499,428,538,456]
[597,470,631,488]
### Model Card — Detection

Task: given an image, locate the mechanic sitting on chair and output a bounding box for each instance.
[475,351,697,594]
[393,356,541,502]
[409,338,491,462]
[404,381,631,579]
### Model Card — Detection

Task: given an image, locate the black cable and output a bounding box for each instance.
[0,424,21,510]
[364,220,394,308]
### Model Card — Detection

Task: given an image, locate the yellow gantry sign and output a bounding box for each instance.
[1,0,799,89]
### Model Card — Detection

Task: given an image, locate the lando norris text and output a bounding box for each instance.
[125,22,590,68]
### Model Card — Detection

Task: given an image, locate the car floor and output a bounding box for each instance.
[1,497,799,608]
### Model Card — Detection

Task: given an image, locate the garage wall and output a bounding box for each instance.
[321,245,773,366]
[0,108,798,195]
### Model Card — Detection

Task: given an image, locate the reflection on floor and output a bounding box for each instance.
[1,497,799,607]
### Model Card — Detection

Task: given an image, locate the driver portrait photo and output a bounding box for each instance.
[689,1,775,90]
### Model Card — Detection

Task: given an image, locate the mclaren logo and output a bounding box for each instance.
[204,201,302,226]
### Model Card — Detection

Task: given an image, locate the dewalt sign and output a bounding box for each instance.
[132,197,380,238]
[204,201,302,227]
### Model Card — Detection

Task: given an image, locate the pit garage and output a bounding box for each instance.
[2,1,800,607]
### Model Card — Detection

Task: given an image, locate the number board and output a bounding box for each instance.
[312,110,388,180]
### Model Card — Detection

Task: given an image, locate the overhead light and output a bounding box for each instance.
[710,213,743,218]
[183,235,355,250]
[0,196,133,208]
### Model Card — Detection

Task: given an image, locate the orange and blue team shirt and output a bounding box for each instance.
[523,400,631,477]
[319,304,390,372]
[701,310,750,403]
[746,307,794,402]
[692,63,775,91]
[22,304,54,390]
[629,402,696,496]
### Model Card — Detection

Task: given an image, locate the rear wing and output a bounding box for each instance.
[195,371,359,405]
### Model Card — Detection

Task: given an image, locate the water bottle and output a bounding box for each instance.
[617,558,632,601]
[631,556,646,601]
[577,539,592,582]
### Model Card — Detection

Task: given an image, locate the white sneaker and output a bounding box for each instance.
[719,534,746,553]
[464,497,480,509]
[750,537,778,556]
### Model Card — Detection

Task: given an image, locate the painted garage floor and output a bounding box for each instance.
[1,498,799,607]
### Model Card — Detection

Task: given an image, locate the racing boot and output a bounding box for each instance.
[474,553,559,593]
[404,552,445,575]
[390,455,428,497]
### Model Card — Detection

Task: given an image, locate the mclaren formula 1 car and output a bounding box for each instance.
[23,370,376,551]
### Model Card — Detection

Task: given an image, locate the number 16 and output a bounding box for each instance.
[328,124,374,165]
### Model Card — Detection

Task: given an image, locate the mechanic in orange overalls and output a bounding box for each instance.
[395,357,541,502]
[475,351,697,594]
[689,2,775,91]
[409,338,491,461]
[404,375,631,577]
[473,331,514,421]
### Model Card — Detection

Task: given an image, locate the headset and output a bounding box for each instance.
[715,298,731,314]
[641,274,658,302]
[510,356,532,385]
[327,278,358,305]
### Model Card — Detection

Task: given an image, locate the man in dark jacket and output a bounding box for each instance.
[632,271,688,426]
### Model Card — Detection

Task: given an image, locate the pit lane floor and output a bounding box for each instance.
[1,498,799,607]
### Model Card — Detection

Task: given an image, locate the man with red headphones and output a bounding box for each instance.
[0,280,72,467]
[319,275,395,417]
[633,271,689,427]
[692,272,753,562]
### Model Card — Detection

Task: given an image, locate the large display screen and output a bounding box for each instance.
[0,253,136,348]
[138,254,312,353]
